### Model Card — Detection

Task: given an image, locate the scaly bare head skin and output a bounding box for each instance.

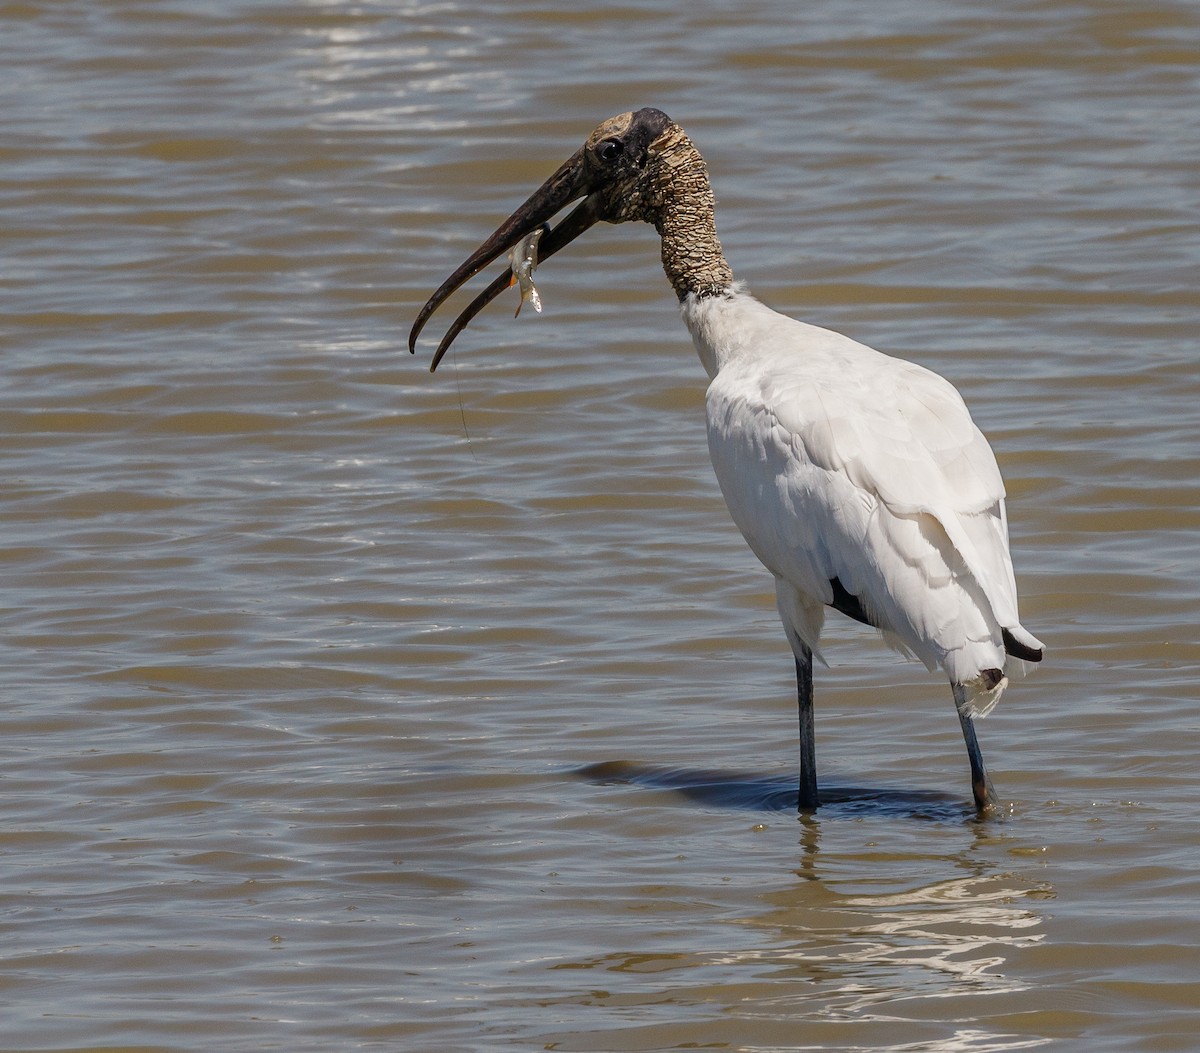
[409,108,733,365]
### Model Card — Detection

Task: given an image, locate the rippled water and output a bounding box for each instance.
[2,1,1198,1050]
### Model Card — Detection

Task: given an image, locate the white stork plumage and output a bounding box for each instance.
[410,107,1044,814]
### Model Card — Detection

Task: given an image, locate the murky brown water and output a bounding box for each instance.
[2,1,1198,1050]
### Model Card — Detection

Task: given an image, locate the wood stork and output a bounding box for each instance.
[409,108,1044,815]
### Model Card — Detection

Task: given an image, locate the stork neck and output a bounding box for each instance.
[657,204,733,301]
[648,129,734,301]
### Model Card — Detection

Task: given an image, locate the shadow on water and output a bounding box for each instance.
[576,760,975,821]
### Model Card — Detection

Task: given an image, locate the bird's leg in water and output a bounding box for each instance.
[796,645,818,810]
[957,705,996,815]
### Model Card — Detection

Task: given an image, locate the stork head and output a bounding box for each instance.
[409,107,718,370]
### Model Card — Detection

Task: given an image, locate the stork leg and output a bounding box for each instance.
[956,704,996,815]
[795,644,818,811]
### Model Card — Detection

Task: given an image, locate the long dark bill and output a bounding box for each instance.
[409,148,602,370]
[424,197,603,372]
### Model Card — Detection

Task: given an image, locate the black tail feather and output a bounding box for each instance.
[1002,627,1043,662]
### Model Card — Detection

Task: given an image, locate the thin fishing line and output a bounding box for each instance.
[449,341,477,461]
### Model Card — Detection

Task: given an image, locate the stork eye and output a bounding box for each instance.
[597,138,624,163]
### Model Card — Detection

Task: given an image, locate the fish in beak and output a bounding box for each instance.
[408,108,676,371]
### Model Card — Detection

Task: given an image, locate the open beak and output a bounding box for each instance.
[409,148,604,371]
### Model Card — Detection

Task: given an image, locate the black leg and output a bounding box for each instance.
[957,705,996,815]
[796,645,818,811]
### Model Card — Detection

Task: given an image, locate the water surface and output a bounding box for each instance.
[1,1,1198,1050]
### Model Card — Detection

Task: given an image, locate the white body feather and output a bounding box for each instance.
[684,286,1042,718]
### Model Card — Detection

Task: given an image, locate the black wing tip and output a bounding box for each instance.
[827,576,878,629]
[1002,628,1043,663]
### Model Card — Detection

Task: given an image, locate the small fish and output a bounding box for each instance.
[509,224,548,317]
